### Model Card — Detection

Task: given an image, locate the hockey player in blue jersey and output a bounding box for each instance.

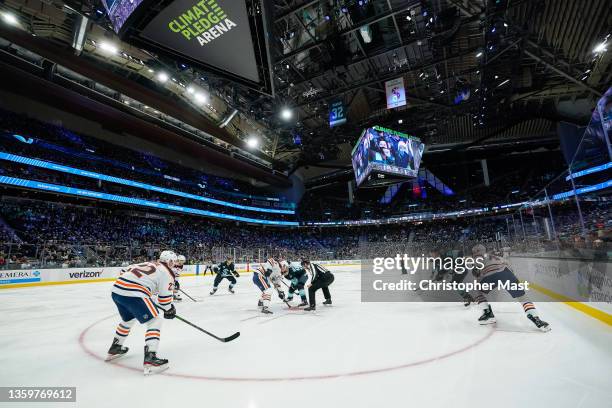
[282,261,309,307]
[210,256,239,295]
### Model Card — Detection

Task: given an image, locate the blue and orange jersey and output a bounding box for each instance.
[255,259,282,287]
[112,261,175,311]
[477,254,509,279]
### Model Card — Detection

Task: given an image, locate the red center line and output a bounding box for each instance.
[79,314,495,382]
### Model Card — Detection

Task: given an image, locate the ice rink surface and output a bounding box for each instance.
[1,265,612,408]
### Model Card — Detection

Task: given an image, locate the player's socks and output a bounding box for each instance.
[105,338,129,361]
[478,305,496,325]
[527,314,551,332]
[143,346,169,375]
[323,298,332,306]
[522,301,536,314]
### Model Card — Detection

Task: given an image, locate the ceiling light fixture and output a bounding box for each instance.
[156,72,169,83]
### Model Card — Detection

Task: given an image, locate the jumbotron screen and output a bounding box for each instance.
[103,0,146,33]
[351,126,425,186]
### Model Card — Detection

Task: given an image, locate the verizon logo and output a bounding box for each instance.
[69,271,103,279]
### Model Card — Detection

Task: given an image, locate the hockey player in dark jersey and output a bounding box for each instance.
[210,256,239,295]
[282,261,309,307]
[429,247,448,282]
[445,247,474,307]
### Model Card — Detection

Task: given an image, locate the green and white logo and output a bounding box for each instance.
[168,0,237,46]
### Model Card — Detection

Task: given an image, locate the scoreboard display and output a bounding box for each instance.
[352,126,425,187]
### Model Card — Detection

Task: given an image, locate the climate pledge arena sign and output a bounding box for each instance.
[167,0,237,46]
[140,0,261,83]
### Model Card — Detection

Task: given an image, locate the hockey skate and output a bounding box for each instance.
[257,299,263,307]
[173,294,182,302]
[478,306,496,325]
[105,338,128,361]
[261,306,273,314]
[210,288,217,295]
[323,299,332,306]
[143,346,169,375]
[228,287,235,294]
[297,300,308,307]
[304,305,316,311]
[527,314,551,332]
[463,294,474,307]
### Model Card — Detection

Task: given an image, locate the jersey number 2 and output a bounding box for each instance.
[130,263,156,278]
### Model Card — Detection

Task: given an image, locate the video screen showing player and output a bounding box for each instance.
[594,87,612,155]
[103,0,145,33]
[352,141,370,184]
[351,126,425,186]
[366,127,424,170]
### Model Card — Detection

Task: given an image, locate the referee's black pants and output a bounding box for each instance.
[308,273,334,307]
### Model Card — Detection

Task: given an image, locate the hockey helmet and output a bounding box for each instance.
[159,250,178,265]
[471,244,486,257]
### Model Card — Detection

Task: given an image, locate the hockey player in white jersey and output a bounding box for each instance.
[173,255,186,302]
[470,244,550,332]
[252,257,285,314]
[106,250,178,374]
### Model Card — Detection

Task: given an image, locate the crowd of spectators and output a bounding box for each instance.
[0,109,609,270]
[300,151,567,222]
[0,161,295,222]
[0,108,292,211]
[0,198,356,268]
[0,196,608,269]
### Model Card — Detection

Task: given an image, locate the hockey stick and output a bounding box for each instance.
[154,303,240,342]
[278,280,308,309]
[174,315,240,343]
[274,281,294,308]
[179,288,198,302]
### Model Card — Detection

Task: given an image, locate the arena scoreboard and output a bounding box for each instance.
[351,126,425,187]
